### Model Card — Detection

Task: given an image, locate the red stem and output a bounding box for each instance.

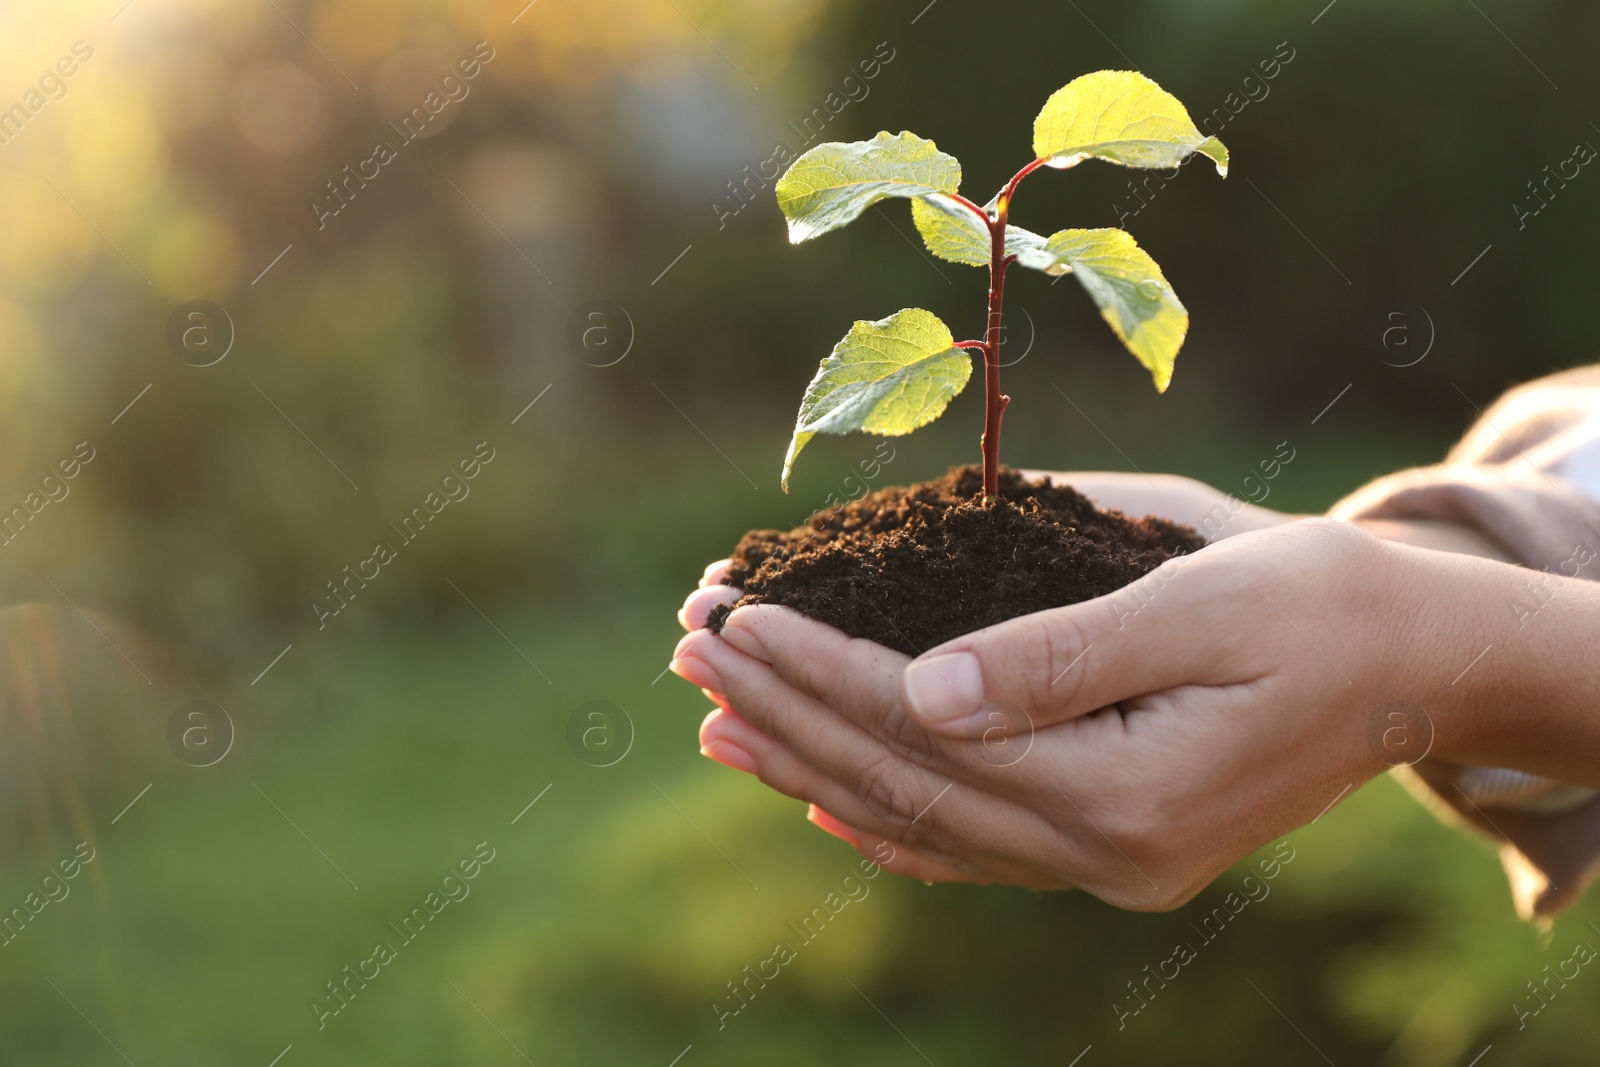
[1000,157,1047,210]
[980,233,1011,500]
[947,193,991,223]
[977,158,1046,499]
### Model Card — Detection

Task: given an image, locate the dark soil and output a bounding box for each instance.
[707,465,1205,656]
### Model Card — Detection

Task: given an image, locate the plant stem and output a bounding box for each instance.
[947,193,991,222]
[980,221,1012,500]
[1000,158,1046,210]
[977,157,1046,500]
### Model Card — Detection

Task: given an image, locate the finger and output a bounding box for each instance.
[710,703,1068,889]
[1018,471,1294,539]
[699,559,732,588]
[1018,470,1187,515]
[717,604,1061,790]
[896,545,1246,735]
[718,604,907,730]
[679,630,1078,882]
[806,806,983,884]
[700,720,759,775]
[702,709,1059,887]
[699,707,937,843]
[668,649,725,698]
[679,584,743,631]
[679,628,929,794]
[812,807,1070,889]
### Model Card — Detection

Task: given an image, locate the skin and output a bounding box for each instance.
[672,472,1600,910]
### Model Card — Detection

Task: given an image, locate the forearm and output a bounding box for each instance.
[1477,568,1600,788]
[1384,537,1600,788]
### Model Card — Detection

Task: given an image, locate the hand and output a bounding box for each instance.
[671,518,1584,909]
[1019,469,1299,540]
[1023,470,1510,560]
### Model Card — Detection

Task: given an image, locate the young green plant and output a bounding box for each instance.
[774,70,1229,500]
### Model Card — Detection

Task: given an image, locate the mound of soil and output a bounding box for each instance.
[707,465,1204,656]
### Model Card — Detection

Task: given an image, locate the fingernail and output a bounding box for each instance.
[807,806,859,847]
[719,618,771,663]
[902,651,985,725]
[700,707,755,747]
[681,586,742,630]
[701,739,757,775]
[670,656,724,694]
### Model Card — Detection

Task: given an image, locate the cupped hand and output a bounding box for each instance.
[671,519,1514,909]
[1020,469,1299,539]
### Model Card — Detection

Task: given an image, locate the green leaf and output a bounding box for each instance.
[1032,70,1229,176]
[776,132,962,244]
[909,193,1060,273]
[908,194,987,266]
[1039,228,1187,391]
[782,308,973,491]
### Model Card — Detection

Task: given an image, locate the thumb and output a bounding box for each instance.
[897,552,1229,735]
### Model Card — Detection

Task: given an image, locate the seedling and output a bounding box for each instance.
[774,70,1228,499]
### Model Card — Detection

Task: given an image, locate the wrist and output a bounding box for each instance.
[1381,539,1600,786]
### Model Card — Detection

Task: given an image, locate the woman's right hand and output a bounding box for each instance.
[673,517,1600,905]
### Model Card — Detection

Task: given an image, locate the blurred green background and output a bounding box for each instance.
[1,0,1597,1062]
